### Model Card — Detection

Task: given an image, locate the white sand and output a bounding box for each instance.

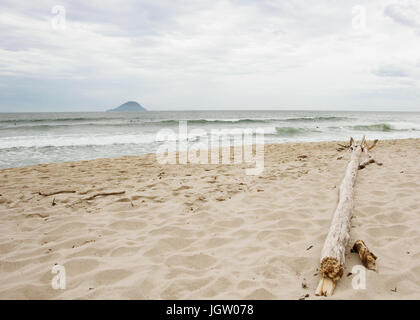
[0,139,419,299]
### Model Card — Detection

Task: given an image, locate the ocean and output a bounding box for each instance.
[1,110,420,169]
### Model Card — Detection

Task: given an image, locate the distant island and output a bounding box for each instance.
[107,101,147,112]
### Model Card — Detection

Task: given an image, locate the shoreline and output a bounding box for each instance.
[0,138,419,299]
[1,137,419,171]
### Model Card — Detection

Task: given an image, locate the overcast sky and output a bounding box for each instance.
[1,0,420,112]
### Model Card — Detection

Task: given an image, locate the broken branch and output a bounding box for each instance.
[83,191,125,201]
[39,190,76,196]
[359,140,382,170]
[351,240,377,271]
[367,139,379,151]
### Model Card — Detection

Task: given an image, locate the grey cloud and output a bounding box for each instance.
[373,65,410,78]
[384,2,420,29]
[1,0,420,111]
[373,59,420,82]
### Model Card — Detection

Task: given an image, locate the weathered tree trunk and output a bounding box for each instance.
[315,137,365,296]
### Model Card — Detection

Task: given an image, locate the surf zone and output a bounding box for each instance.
[155,120,265,175]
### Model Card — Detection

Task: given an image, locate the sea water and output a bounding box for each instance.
[1,110,420,169]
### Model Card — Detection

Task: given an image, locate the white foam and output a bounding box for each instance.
[0,134,157,149]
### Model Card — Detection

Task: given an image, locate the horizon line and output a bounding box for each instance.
[1,108,420,113]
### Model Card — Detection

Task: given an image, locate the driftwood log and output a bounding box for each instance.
[315,136,384,296]
[315,137,364,296]
[316,137,380,296]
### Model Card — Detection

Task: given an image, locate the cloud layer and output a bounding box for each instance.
[1,0,420,111]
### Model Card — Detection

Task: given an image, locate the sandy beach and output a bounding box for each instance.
[0,138,419,299]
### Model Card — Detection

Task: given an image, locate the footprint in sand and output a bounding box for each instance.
[144,237,194,257]
[244,288,276,299]
[110,246,142,257]
[62,258,100,275]
[173,185,192,192]
[165,253,217,270]
[109,220,147,230]
[161,277,212,299]
[205,237,231,248]
[215,218,244,228]
[92,269,132,287]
